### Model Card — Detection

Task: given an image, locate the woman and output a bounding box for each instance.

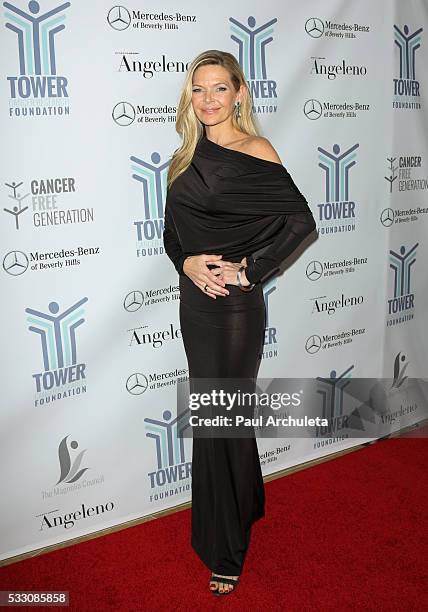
[163,50,316,595]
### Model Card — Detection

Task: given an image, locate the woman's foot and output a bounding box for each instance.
[209,573,239,595]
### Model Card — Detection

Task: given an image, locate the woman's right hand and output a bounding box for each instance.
[183,254,230,299]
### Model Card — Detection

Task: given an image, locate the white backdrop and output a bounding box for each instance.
[1,0,427,561]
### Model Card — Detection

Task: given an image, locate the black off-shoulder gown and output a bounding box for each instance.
[163,131,316,575]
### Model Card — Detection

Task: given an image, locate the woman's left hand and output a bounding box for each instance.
[209,256,252,287]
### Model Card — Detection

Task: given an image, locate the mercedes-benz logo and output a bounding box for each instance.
[126,373,149,395]
[3,250,29,275]
[305,17,324,38]
[380,207,394,227]
[107,6,131,31]
[112,101,136,126]
[124,290,144,312]
[306,260,323,281]
[305,334,322,354]
[303,99,323,120]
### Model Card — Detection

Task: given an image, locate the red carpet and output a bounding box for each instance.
[1,436,427,611]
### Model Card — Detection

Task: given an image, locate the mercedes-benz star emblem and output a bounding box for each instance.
[305,334,322,354]
[3,250,29,275]
[126,373,149,395]
[124,290,144,312]
[306,260,323,281]
[107,6,131,31]
[112,101,136,126]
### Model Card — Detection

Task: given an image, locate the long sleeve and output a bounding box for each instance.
[163,202,188,275]
[244,210,316,285]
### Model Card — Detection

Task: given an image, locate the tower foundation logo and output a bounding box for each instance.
[387,243,417,326]
[229,15,278,114]
[317,143,359,234]
[131,152,169,259]
[3,1,71,116]
[393,24,423,110]
[26,297,88,405]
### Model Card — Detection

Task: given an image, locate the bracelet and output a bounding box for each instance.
[237,266,255,292]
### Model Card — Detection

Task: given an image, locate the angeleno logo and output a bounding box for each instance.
[3,0,71,115]
[38,500,114,530]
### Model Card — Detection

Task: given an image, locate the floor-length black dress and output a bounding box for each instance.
[163,131,316,575]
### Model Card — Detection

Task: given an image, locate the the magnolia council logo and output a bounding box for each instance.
[57,435,89,484]
[391,350,409,390]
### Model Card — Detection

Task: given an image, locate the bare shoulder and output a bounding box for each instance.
[241,136,282,165]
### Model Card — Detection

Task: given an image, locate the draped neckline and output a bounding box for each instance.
[198,132,286,171]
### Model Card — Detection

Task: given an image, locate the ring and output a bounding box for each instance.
[204,284,208,291]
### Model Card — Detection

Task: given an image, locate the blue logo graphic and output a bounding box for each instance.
[3,0,70,106]
[393,24,423,102]
[317,143,359,232]
[145,409,191,490]
[25,297,87,393]
[229,15,277,110]
[388,243,417,317]
[315,365,354,436]
[261,276,279,361]
[131,152,170,258]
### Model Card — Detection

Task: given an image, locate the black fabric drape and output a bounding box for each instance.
[163,132,316,284]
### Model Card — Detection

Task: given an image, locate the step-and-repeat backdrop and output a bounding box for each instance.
[1,0,427,561]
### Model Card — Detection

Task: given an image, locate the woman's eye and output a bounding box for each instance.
[217,87,227,91]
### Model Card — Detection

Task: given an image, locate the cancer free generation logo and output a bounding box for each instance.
[3,0,71,116]
[25,297,88,405]
[229,15,278,114]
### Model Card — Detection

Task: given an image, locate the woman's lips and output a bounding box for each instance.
[203,108,220,114]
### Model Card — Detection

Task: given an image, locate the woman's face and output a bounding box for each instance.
[191,64,241,127]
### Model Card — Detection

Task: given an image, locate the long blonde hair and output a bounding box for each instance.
[167,49,260,187]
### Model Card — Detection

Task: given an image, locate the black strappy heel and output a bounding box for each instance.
[209,574,239,596]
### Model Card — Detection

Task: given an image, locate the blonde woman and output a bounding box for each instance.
[163,49,316,595]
